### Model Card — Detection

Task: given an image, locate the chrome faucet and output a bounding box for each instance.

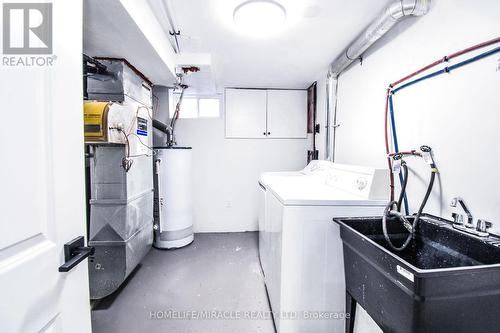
[451,197,473,227]
[451,197,492,237]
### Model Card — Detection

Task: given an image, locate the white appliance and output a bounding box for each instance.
[153,147,194,249]
[258,161,389,333]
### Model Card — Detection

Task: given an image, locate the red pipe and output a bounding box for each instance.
[384,36,500,199]
[388,151,422,157]
[384,88,394,200]
[390,59,444,87]
[447,36,500,60]
[389,36,500,87]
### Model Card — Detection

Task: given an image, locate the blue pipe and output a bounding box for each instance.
[389,94,409,215]
[392,45,500,94]
[388,45,500,216]
[392,69,443,93]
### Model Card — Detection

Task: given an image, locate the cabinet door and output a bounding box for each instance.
[267,90,307,138]
[225,88,267,138]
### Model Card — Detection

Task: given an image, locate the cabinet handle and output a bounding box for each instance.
[263,132,266,136]
[267,132,271,135]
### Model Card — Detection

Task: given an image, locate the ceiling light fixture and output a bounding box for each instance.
[233,0,287,38]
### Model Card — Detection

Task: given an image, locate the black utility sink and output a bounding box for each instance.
[334,215,500,333]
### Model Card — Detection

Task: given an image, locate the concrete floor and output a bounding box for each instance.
[91,232,275,333]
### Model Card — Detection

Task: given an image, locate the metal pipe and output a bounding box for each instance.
[384,37,500,199]
[390,36,500,87]
[153,119,169,134]
[167,83,187,146]
[325,75,337,161]
[159,0,181,53]
[325,0,431,161]
[392,45,500,93]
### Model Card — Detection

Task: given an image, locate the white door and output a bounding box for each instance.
[225,88,267,138]
[0,1,91,332]
[267,90,307,138]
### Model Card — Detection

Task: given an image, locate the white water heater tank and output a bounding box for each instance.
[153,147,194,249]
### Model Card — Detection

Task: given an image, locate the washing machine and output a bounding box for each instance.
[258,161,331,277]
[258,161,389,333]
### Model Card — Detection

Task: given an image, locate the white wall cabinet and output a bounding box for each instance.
[266,90,307,138]
[225,89,267,138]
[225,88,307,139]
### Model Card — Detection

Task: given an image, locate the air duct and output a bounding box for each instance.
[325,0,431,161]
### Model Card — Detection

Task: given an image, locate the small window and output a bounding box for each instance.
[177,98,198,118]
[169,93,221,119]
[170,95,198,119]
[199,98,220,118]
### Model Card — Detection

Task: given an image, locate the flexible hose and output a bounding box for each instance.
[384,37,500,200]
[412,165,436,225]
[382,201,413,251]
[385,44,500,216]
[383,162,436,252]
[397,163,408,212]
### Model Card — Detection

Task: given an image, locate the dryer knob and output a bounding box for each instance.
[356,177,368,190]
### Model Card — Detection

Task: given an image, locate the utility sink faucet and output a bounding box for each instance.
[451,197,473,227]
[451,197,492,237]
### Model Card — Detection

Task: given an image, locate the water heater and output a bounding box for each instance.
[153,147,194,249]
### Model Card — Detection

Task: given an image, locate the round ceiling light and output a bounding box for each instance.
[233,0,287,37]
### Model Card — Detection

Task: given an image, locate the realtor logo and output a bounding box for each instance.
[2,3,52,54]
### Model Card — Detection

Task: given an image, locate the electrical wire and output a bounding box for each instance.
[117,128,133,172]
[127,132,156,155]
[137,105,154,122]
[126,105,154,136]
[116,121,156,171]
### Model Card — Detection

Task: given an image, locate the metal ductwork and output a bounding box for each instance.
[325,0,431,161]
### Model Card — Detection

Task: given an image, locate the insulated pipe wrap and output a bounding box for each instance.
[325,0,430,161]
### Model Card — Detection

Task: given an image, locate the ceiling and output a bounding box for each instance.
[164,0,388,90]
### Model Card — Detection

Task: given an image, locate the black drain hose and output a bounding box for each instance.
[397,162,408,212]
[382,201,413,251]
[414,166,436,221]
[383,146,437,252]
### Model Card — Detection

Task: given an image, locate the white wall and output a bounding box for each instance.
[175,115,308,232]
[319,0,500,229]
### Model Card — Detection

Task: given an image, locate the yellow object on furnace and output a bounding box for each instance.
[84,101,109,142]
